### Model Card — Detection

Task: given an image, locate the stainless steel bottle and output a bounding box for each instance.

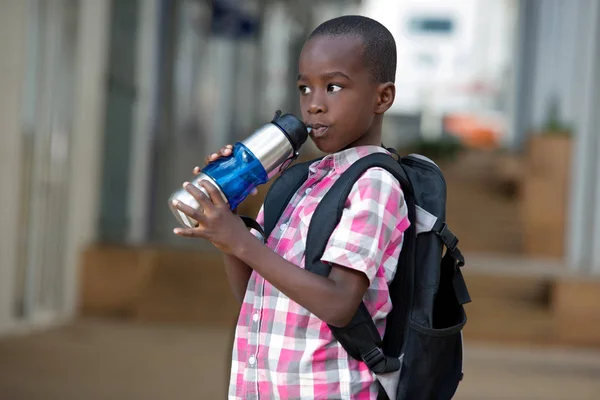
[168,111,309,228]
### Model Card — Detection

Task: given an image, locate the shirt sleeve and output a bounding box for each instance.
[250,204,265,241]
[320,167,408,284]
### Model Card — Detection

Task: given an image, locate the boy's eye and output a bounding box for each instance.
[298,85,311,95]
[328,84,342,93]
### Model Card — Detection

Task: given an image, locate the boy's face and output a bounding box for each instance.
[297,35,387,153]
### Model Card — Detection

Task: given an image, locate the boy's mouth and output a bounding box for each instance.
[307,123,329,138]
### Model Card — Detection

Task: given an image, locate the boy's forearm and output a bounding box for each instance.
[222,254,252,303]
[233,235,362,327]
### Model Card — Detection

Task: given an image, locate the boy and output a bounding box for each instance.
[173,15,410,399]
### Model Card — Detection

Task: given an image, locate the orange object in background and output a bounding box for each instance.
[444,113,501,149]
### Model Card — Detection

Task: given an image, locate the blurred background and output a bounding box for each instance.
[1,0,600,398]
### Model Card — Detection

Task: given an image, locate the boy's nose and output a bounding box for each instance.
[308,101,326,114]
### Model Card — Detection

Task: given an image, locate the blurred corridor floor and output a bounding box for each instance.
[0,319,599,399]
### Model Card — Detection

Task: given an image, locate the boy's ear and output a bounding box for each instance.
[374,82,396,115]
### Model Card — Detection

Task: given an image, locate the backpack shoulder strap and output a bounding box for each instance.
[305,152,416,376]
[305,152,413,275]
[262,158,320,240]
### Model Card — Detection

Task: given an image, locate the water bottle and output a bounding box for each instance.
[169,111,309,228]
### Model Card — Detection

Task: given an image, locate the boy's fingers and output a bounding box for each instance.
[193,166,201,175]
[183,182,214,212]
[198,181,228,207]
[173,227,204,238]
[205,145,233,165]
[171,198,206,225]
[204,153,219,165]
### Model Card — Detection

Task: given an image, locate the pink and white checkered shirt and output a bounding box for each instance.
[229,146,410,399]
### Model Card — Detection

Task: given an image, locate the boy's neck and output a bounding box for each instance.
[343,116,384,150]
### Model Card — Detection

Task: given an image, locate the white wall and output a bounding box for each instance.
[361,0,515,115]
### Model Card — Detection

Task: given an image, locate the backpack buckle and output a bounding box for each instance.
[361,347,401,374]
[437,223,459,252]
[362,347,386,372]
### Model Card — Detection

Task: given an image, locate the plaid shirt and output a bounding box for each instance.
[229,146,410,399]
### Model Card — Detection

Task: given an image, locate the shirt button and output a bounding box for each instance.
[280,223,288,231]
[305,188,312,195]
[249,355,256,366]
[252,313,259,322]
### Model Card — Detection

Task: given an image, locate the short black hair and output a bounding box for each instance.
[308,15,397,83]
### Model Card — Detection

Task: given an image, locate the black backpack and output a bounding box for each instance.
[244,149,471,400]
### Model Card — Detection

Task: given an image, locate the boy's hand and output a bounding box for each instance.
[172,180,251,254]
[203,144,233,166]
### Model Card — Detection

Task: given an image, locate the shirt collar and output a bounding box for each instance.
[309,145,391,175]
